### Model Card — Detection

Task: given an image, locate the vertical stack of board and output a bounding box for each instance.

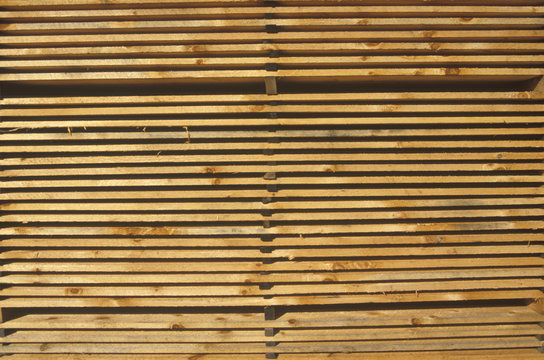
[0,0,544,359]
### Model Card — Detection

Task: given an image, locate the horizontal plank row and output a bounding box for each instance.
[4,30,544,46]
[4,41,544,53]
[5,268,542,284]
[3,44,544,62]
[4,306,541,329]
[4,103,544,116]
[4,6,544,20]
[2,91,543,104]
[2,350,543,360]
[4,118,543,130]
[2,221,542,235]
[2,202,542,215]
[2,151,541,165]
[2,279,543,297]
[4,163,543,177]
[4,176,543,188]
[5,257,541,272]
[3,142,543,153]
[1,209,542,222]
[4,324,543,342]
[4,324,542,343]
[1,69,542,83]
[4,0,543,6]
[2,290,540,307]
[4,189,543,200]
[3,56,544,72]
[3,198,543,209]
[2,337,541,353]
[3,18,543,33]
[4,245,543,259]
[0,233,541,247]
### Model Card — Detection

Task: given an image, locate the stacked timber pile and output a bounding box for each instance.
[0,0,544,359]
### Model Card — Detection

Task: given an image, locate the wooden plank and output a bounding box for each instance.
[5,324,543,343]
[2,91,541,105]
[2,0,542,6]
[3,163,544,179]
[3,103,544,117]
[3,6,543,20]
[3,257,541,272]
[1,208,542,223]
[1,152,541,166]
[2,141,543,154]
[3,43,544,58]
[2,279,543,297]
[0,233,542,248]
[2,349,543,360]
[3,306,541,329]
[3,30,544,46]
[3,55,544,71]
[2,18,543,34]
[1,220,542,236]
[3,31,544,46]
[2,128,544,142]
[3,116,542,129]
[3,198,543,213]
[1,290,540,307]
[3,176,543,189]
[4,268,543,284]
[3,245,543,260]
[1,336,541,353]
[1,68,543,82]
[3,188,543,202]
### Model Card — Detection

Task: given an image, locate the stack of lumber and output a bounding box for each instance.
[0,0,543,359]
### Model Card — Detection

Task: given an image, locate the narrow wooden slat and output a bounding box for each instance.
[5,268,543,284]
[2,198,544,213]
[1,220,541,236]
[2,128,544,142]
[3,103,544,117]
[6,324,543,343]
[3,55,544,72]
[2,336,541,353]
[3,30,544,47]
[2,0,541,6]
[2,68,542,82]
[1,208,541,223]
[3,176,542,190]
[4,257,541,273]
[1,91,540,104]
[2,349,543,360]
[2,279,543,297]
[2,141,543,154]
[3,116,542,129]
[1,152,541,167]
[3,43,543,59]
[4,188,542,202]
[4,245,543,260]
[3,18,542,34]
[3,306,541,329]
[3,163,543,179]
[3,6,542,20]
[0,233,541,248]
[2,290,540,307]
